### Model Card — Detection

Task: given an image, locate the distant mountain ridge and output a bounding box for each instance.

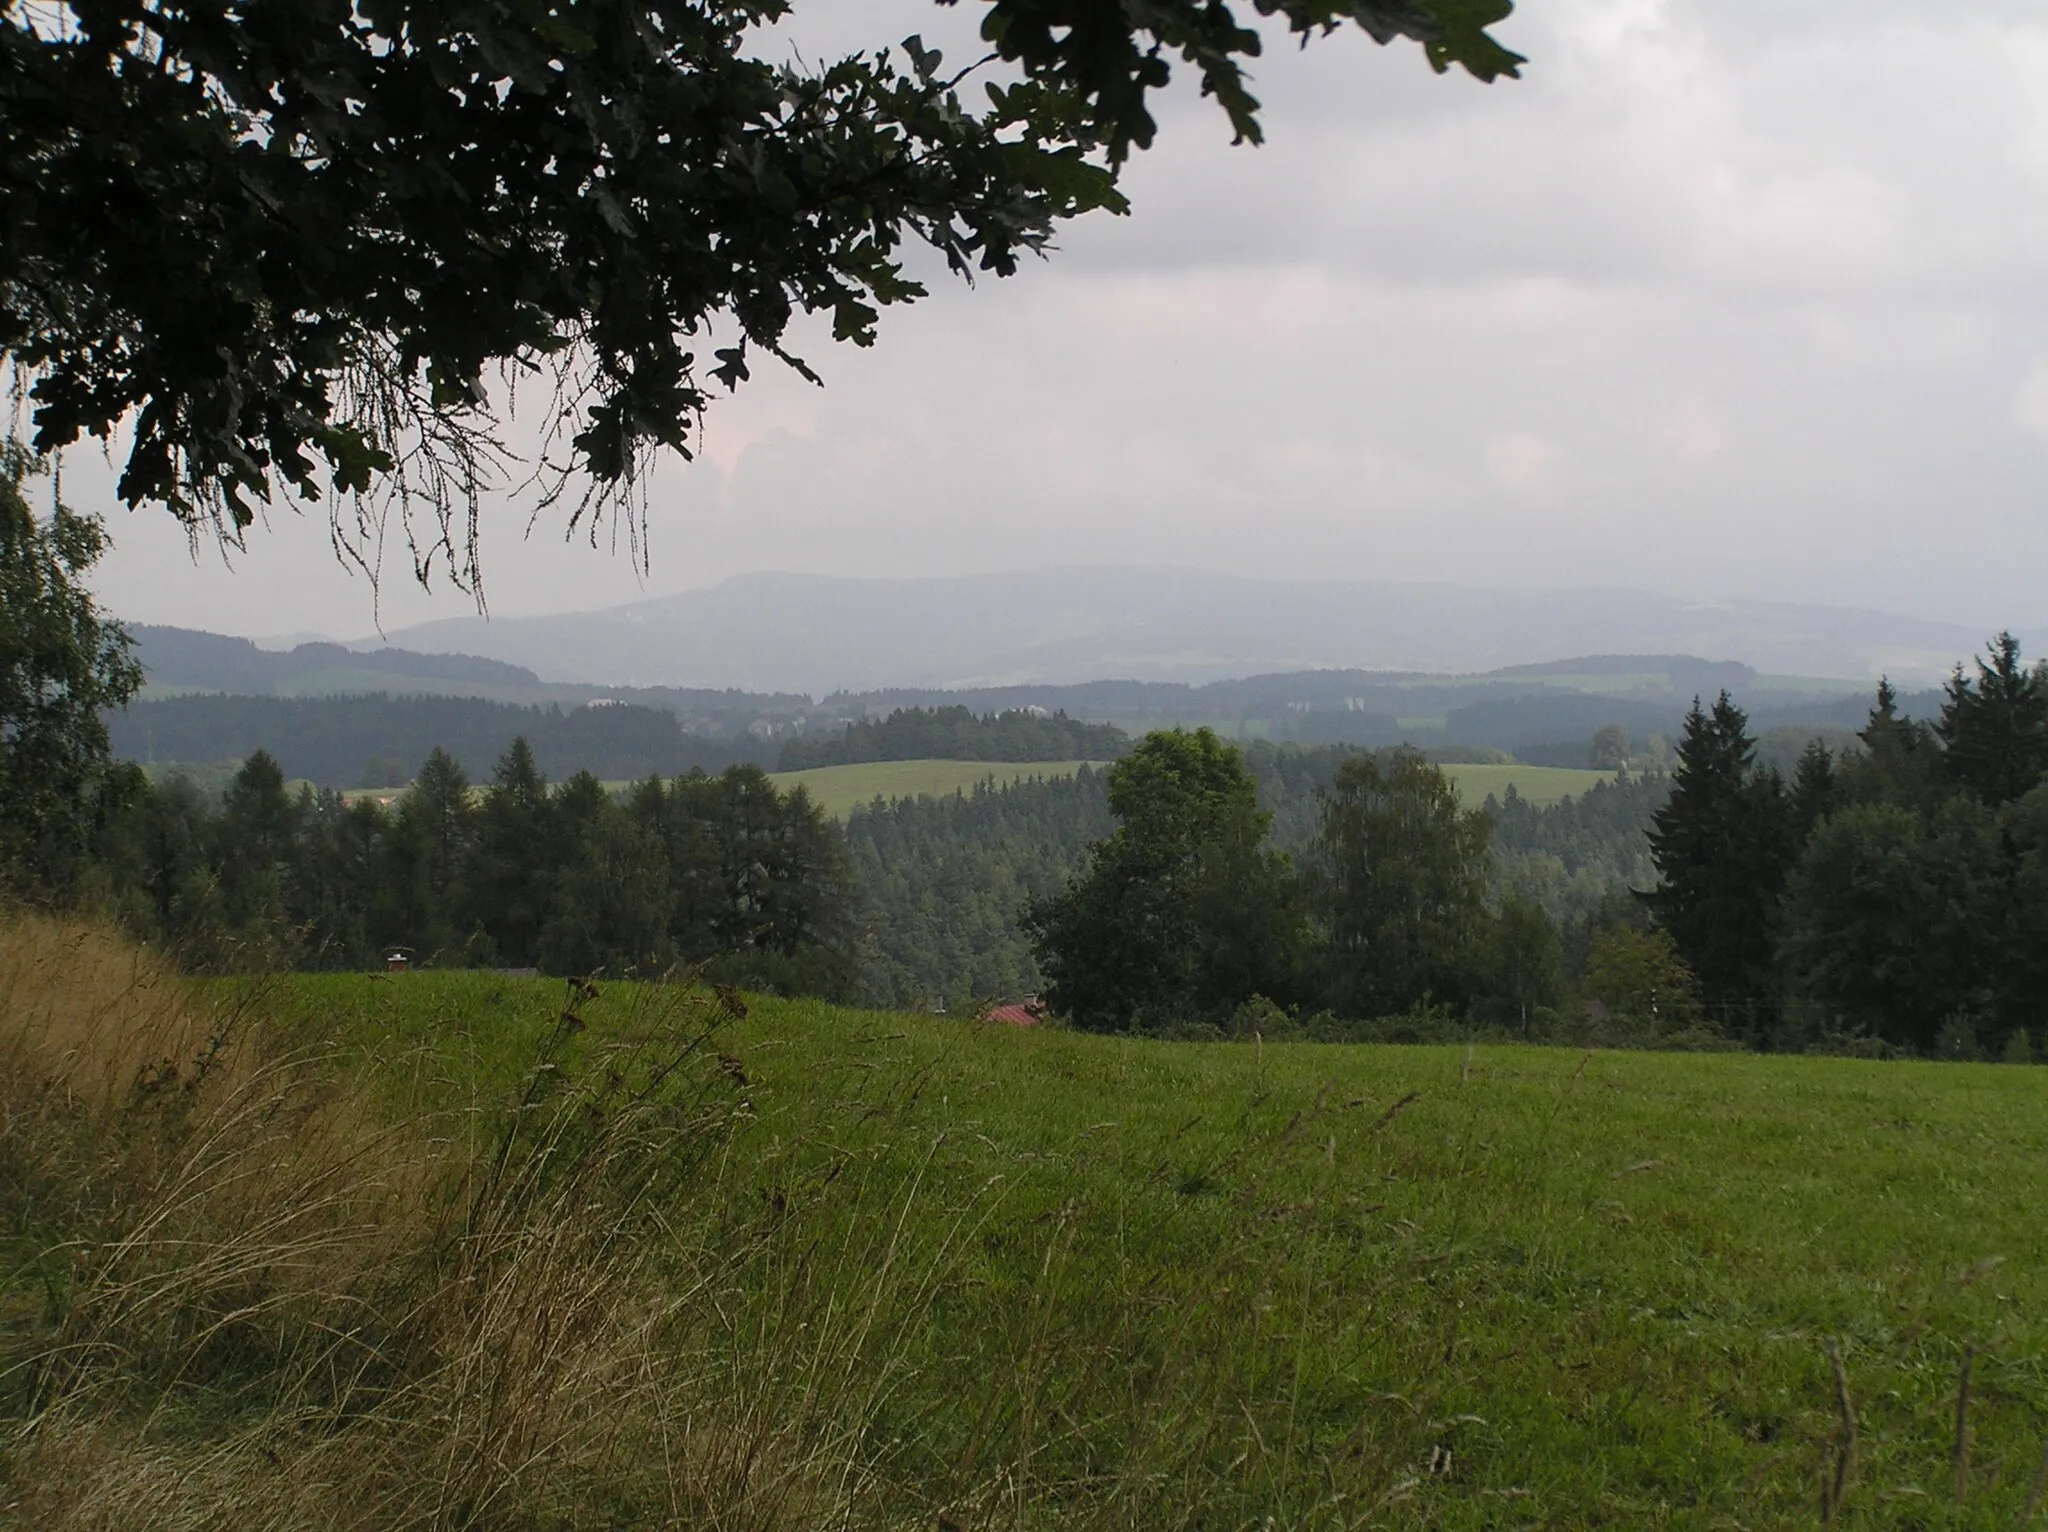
[118,620,1952,787]
[357,569,2007,692]
[133,625,546,696]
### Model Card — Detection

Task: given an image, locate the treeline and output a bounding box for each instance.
[842,743,1665,1013]
[1024,732,1579,1038]
[1648,634,2048,1057]
[87,742,854,992]
[846,770,1117,1010]
[1490,774,1665,926]
[778,706,1128,771]
[108,694,777,787]
[1023,634,2048,1058]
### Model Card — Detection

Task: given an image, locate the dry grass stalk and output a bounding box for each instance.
[1953,1342,1976,1508]
[1370,1090,1421,1134]
[1819,1338,1856,1525]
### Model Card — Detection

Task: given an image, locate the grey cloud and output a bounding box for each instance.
[81,0,2048,652]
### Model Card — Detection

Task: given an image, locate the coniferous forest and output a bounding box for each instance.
[80,744,855,995]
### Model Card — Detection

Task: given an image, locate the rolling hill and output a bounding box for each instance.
[359,568,2006,692]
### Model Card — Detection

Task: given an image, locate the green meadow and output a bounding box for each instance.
[13,918,2043,1530]
[768,758,1103,816]
[1438,763,1613,807]
[766,759,1611,818]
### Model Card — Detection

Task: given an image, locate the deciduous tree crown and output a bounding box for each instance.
[1,0,1516,585]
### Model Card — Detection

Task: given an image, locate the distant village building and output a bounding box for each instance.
[983,1000,1046,1028]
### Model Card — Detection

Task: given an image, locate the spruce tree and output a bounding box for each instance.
[217,749,301,933]
[1643,693,1792,1025]
[383,748,474,961]
[1840,677,1942,811]
[1937,633,2048,805]
[472,737,553,966]
[1789,740,1837,840]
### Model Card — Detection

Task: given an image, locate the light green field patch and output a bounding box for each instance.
[769,758,1101,816]
[1441,762,1615,805]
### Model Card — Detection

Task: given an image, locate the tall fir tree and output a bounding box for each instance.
[1643,693,1793,1025]
[1843,677,1943,811]
[216,749,302,935]
[1937,632,2048,805]
[1788,740,1838,840]
[471,737,554,966]
[384,748,475,961]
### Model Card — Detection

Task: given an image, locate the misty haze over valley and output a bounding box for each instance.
[328,569,2017,693]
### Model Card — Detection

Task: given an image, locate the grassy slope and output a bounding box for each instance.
[766,758,1609,818]
[768,759,1100,816]
[270,970,2048,1528]
[1440,763,1614,806]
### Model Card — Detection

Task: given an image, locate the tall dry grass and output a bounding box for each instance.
[0,913,883,1531]
[2,916,1441,1531]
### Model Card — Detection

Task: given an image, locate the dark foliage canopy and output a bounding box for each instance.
[97,738,854,983]
[1936,632,2048,806]
[779,704,1127,770]
[1642,692,1792,1020]
[108,691,776,785]
[1309,747,1492,1018]
[1,0,1516,582]
[1025,726,1304,1031]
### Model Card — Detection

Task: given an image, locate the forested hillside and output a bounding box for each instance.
[132,625,544,694]
[846,771,1117,1009]
[843,743,1665,1011]
[108,694,777,785]
[780,705,1128,770]
[1489,774,1666,925]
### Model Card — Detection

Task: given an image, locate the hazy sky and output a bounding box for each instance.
[75,0,2048,640]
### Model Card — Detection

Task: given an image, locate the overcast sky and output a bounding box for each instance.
[75,0,2048,641]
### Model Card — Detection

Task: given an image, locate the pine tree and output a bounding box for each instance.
[383,748,474,961]
[1937,633,2048,805]
[539,785,674,979]
[1838,676,1942,811]
[217,749,301,933]
[1643,692,1792,1024]
[471,737,553,966]
[1789,740,1837,839]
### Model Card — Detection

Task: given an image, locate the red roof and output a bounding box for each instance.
[984,1003,1043,1028]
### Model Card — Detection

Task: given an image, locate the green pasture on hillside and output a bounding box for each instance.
[1441,762,1614,805]
[268,968,2048,1528]
[769,758,1101,816]
[770,758,1613,818]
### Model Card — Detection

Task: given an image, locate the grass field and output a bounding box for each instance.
[769,758,1612,817]
[769,758,1101,816]
[1440,762,1614,805]
[11,919,2046,1529]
